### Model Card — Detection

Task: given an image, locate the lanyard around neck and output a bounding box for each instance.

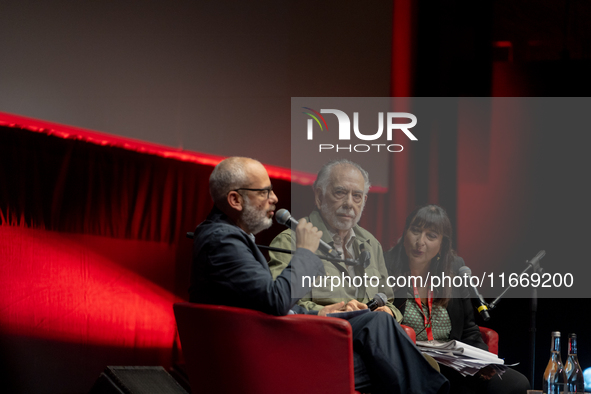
[413,285,434,341]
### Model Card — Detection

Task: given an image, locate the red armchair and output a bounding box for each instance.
[479,326,499,355]
[173,302,416,394]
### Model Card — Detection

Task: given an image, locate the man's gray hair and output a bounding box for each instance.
[209,157,256,204]
[313,159,371,195]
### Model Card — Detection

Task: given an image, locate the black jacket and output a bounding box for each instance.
[189,206,325,316]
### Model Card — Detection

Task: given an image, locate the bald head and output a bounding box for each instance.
[209,157,262,206]
[210,157,277,234]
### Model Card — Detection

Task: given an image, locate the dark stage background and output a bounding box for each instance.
[1,1,591,393]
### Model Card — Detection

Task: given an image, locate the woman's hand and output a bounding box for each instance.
[476,366,497,380]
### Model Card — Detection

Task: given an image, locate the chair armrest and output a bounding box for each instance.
[174,303,356,394]
[400,324,416,343]
[479,326,499,355]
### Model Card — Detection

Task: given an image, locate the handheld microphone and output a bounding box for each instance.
[275,209,341,259]
[366,293,388,311]
[458,266,490,322]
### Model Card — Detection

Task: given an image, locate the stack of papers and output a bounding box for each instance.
[416,340,513,377]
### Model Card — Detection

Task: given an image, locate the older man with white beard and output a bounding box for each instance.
[268,159,401,321]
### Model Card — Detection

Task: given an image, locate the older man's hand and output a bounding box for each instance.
[345,299,368,311]
[318,301,346,316]
[295,218,322,253]
[375,306,394,317]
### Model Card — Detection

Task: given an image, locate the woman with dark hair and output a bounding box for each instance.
[384,204,530,394]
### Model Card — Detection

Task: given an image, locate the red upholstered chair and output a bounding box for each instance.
[479,326,499,355]
[173,302,416,394]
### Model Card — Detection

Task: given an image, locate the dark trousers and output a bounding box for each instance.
[440,364,530,394]
[349,312,450,394]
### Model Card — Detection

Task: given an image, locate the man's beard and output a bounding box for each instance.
[242,196,273,235]
[320,199,364,232]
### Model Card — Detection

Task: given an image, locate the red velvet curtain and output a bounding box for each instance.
[0,125,213,243]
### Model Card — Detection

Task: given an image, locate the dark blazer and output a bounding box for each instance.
[189,206,326,316]
[384,243,488,351]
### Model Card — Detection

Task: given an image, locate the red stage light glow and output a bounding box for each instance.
[0,225,183,348]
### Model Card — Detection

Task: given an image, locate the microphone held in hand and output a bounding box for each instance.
[458,266,491,322]
[366,293,388,311]
[275,209,341,259]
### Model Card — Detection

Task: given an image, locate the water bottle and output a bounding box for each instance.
[543,331,567,394]
[565,333,584,393]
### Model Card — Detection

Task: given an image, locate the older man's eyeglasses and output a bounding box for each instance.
[233,186,273,199]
